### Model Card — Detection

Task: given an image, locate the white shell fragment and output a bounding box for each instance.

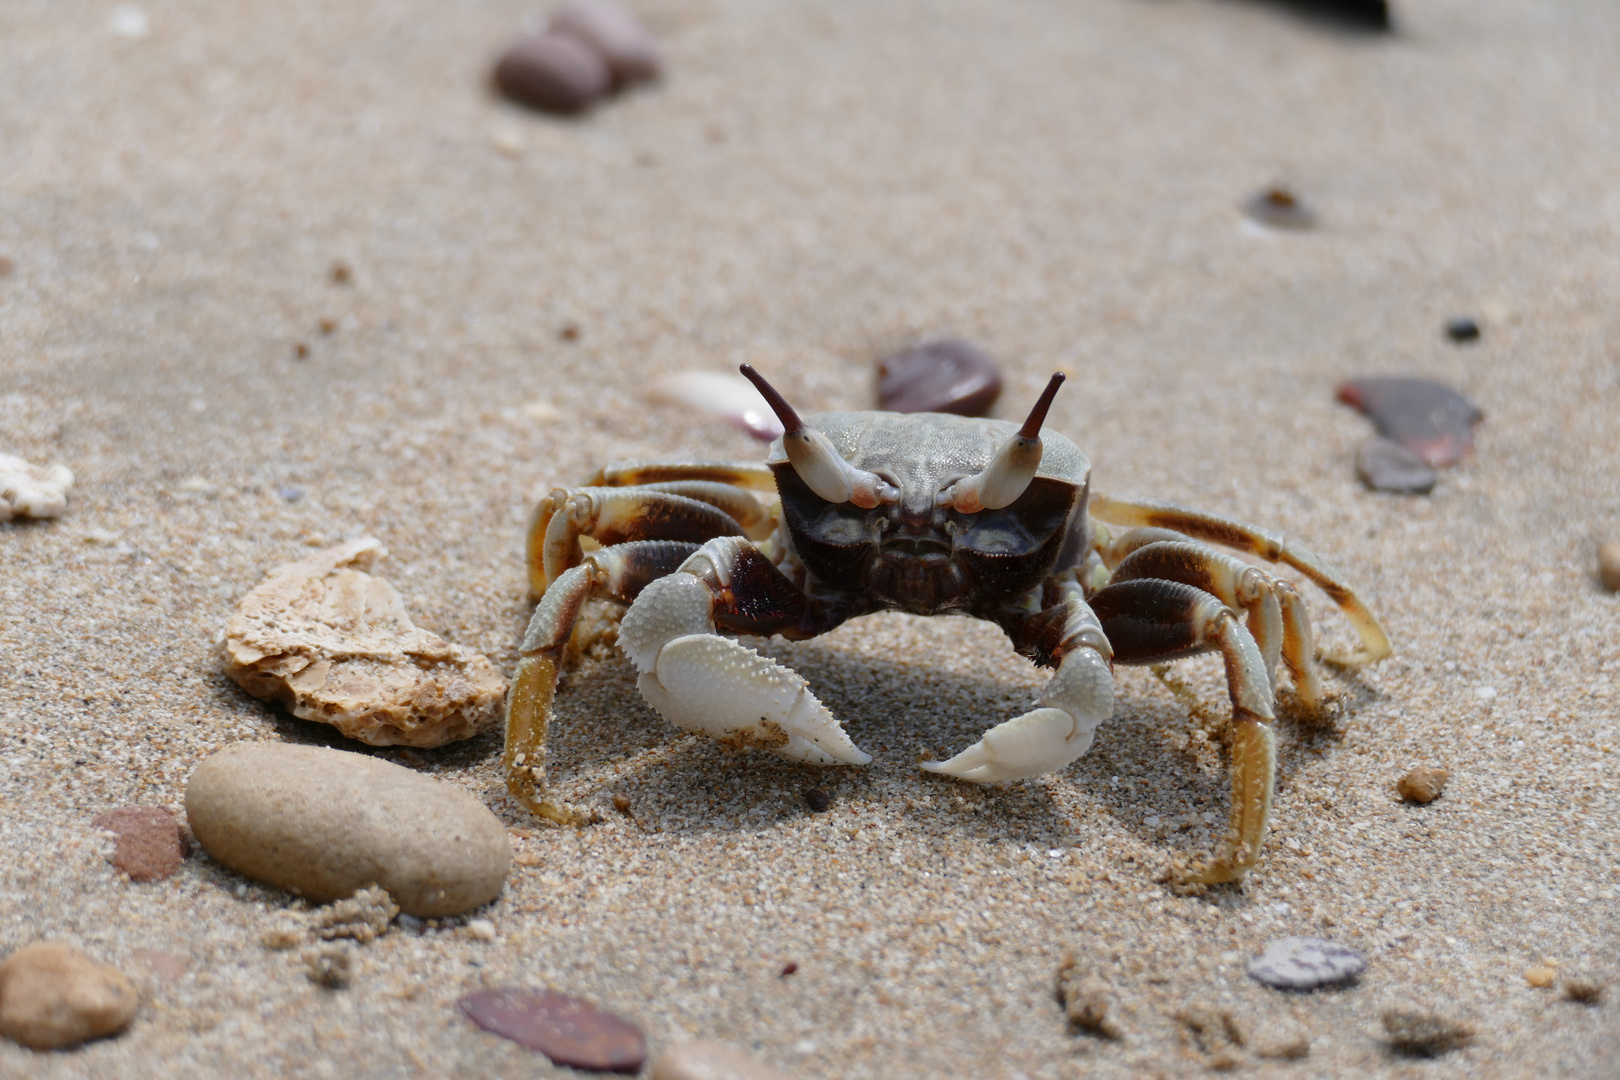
[223,539,506,747]
[0,453,74,521]
[649,371,785,442]
[1247,936,1367,990]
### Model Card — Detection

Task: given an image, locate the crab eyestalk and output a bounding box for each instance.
[739,364,898,508]
[941,372,1065,513]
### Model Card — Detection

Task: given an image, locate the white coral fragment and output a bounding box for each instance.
[223,538,506,747]
[0,453,74,522]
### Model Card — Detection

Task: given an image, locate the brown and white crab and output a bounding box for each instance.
[506,367,1390,883]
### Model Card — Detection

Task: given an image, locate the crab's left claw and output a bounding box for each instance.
[922,637,1114,783]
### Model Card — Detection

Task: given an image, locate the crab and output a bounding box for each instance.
[505,366,1391,883]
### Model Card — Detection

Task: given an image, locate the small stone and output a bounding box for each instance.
[1525,965,1557,989]
[650,1038,790,1080]
[495,32,612,114]
[185,741,511,917]
[1396,766,1448,804]
[1444,317,1481,343]
[876,339,1003,417]
[223,539,507,747]
[0,943,139,1050]
[1336,377,1484,467]
[1563,977,1604,1004]
[293,341,311,359]
[1355,437,1437,494]
[550,1,661,87]
[804,788,831,813]
[318,317,338,336]
[311,885,399,944]
[560,322,582,341]
[277,485,305,502]
[1246,936,1366,990]
[0,452,74,521]
[467,919,497,941]
[1056,952,1123,1040]
[459,989,645,1072]
[92,806,187,882]
[779,962,798,977]
[1382,1003,1474,1056]
[329,261,352,285]
[1598,541,1620,592]
[1243,187,1316,229]
[304,944,353,989]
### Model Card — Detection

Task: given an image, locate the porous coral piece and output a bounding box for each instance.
[0,452,74,521]
[223,539,506,747]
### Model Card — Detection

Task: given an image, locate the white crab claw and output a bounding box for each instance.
[637,633,871,767]
[920,707,1094,783]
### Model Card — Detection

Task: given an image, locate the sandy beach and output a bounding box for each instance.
[2,0,1618,1076]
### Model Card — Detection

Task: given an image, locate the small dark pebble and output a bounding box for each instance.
[550,1,660,87]
[1356,436,1437,494]
[877,339,1003,416]
[92,806,188,883]
[1444,317,1481,343]
[1382,1003,1474,1057]
[780,962,798,977]
[1337,376,1483,467]
[293,342,311,359]
[277,485,306,502]
[329,261,352,285]
[1268,0,1390,31]
[804,788,831,813]
[560,322,582,342]
[459,989,645,1073]
[1243,186,1316,229]
[495,32,612,115]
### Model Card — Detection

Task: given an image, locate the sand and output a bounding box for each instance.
[2,0,1618,1076]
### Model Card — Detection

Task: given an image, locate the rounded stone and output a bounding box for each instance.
[1396,766,1448,804]
[876,339,1003,417]
[495,31,612,114]
[185,742,509,917]
[0,942,138,1050]
[1356,436,1437,495]
[1599,540,1620,592]
[651,1038,791,1080]
[550,0,661,87]
[1246,936,1366,991]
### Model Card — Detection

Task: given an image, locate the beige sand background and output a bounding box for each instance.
[3,0,1618,1076]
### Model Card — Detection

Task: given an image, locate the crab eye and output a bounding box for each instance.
[741,365,899,508]
[938,372,1064,513]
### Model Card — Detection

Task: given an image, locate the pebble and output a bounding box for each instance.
[804,787,831,812]
[0,943,139,1050]
[1336,376,1483,468]
[459,989,645,1073]
[550,1,660,87]
[185,741,510,917]
[1525,965,1556,988]
[495,32,613,114]
[1444,316,1481,343]
[92,806,187,882]
[650,1039,790,1080]
[1242,187,1316,229]
[1355,436,1437,494]
[0,452,75,521]
[467,919,497,941]
[876,339,1003,416]
[1246,937,1366,990]
[1396,766,1448,804]
[1381,1003,1474,1056]
[1598,540,1620,591]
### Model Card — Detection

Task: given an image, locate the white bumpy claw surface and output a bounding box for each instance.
[0,453,74,521]
[922,646,1113,783]
[620,574,870,766]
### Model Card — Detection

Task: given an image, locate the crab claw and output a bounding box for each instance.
[921,640,1112,783]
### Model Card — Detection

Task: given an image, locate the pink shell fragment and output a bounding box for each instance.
[650,371,785,441]
[459,989,645,1073]
[1336,377,1483,467]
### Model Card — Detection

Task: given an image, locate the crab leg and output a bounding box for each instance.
[507,540,700,821]
[1087,577,1276,885]
[584,459,779,492]
[924,599,1115,783]
[1088,494,1391,667]
[1104,528,1324,706]
[617,536,869,767]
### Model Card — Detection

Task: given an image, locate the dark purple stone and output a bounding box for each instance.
[1337,377,1483,468]
[494,32,612,115]
[877,339,1003,416]
[459,989,645,1073]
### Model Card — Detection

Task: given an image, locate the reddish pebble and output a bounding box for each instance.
[1337,376,1483,467]
[877,339,1003,416]
[459,989,645,1073]
[495,32,612,114]
[780,961,798,977]
[1243,187,1316,229]
[92,807,187,882]
[550,1,660,87]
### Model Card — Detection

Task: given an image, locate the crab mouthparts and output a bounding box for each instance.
[883,537,951,558]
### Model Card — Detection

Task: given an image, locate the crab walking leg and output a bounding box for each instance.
[507,540,700,821]
[1104,530,1324,706]
[1088,577,1276,884]
[617,537,869,767]
[923,600,1115,783]
[584,459,779,492]
[1089,494,1391,667]
[527,486,750,598]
